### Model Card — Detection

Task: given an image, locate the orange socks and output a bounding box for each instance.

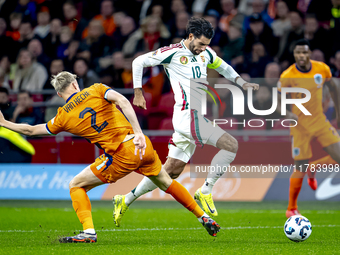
[288,171,305,210]
[70,187,94,231]
[166,180,204,218]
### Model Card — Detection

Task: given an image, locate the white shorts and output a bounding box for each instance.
[168,109,225,163]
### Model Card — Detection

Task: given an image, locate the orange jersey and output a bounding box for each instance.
[278,60,332,128]
[46,83,133,156]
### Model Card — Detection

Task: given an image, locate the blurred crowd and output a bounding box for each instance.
[0,0,339,130]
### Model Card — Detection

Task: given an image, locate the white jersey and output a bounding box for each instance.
[132,40,239,112]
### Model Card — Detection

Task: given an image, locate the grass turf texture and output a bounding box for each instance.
[0,200,339,254]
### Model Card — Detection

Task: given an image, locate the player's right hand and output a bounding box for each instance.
[133,133,146,160]
[133,95,147,110]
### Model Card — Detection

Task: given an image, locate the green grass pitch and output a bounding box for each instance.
[0,200,339,254]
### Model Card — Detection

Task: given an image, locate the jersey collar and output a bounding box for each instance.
[66,92,78,103]
[295,62,312,73]
[180,39,194,55]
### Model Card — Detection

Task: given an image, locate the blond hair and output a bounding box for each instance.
[51,71,77,93]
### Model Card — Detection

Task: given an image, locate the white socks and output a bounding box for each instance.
[124,176,158,206]
[201,150,236,195]
[84,228,96,234]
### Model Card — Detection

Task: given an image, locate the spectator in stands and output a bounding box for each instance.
[279,11,304,67]
[112,16,136,51]
[13,49,48,92]
[28,39,51,68]
[11,90,43,125]
[14,0,37,23]
[6,12,22,41]
[79,19,113,68]
[0,87,14,121]
[0,55,12,89]
[204,11,228,47]
[244,13,278,57]
[17,20,34,49]
[99,51,125,88]
[151,5,164,20]
[44,59,65,121]
[73,58,100,89]
[271,0,291,37]
[62,0,88,41]
[222,22,244,66]
[242,42,273,78]
[40,18,62,59]
[311,49,325,62]
[332,51,340,77]
[219,0,238,33]
[170,11,190,39]
[243,0,273,32]
[123,16,171,56]
[63,40,80,71]
[44,59,65,91]
[82,0,116,39]
[0,18,16,63]
[57,26,73,60]
[304,14,330,59]
[121,53,134,88]
[264,62,281,87]
[33,6,50,39]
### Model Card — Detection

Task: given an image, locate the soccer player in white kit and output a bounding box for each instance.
[113,17,259,226]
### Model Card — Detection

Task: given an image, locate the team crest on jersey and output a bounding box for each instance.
[200,55,205,62]
[180,56,188,64]
[152,50,158,56]
[314,74,323,85]
[293,148,300,157]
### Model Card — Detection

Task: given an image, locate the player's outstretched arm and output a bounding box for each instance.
[106,90,146,158]
[132,49,174,109]
[209,56,259,90]
[0,110,49,136]
[325,78,340,125]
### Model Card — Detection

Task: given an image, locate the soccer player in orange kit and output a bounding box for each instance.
[277,39,340,218]
[0,71,220,242]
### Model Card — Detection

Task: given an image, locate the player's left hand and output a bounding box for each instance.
[133,133,146,160]
[242,83,259,91]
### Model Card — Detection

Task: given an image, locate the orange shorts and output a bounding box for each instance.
[291,120,340,161]
[90,135,162,183]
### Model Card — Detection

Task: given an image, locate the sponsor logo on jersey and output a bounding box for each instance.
[200,55,205,62]
[314,73,323,84]
[180,56,188,65]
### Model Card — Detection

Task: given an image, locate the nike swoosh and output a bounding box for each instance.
[204,199,215,214]
[316,172,340,200]
[119,208,123,214]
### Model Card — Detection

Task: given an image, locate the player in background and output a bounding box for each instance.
[0,71,221,243]
[277,39,340,218]
[112,17,259,226]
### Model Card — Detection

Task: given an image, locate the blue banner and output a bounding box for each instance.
[0,164,107,200]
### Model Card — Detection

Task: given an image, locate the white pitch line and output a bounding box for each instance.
[0,225,339,233]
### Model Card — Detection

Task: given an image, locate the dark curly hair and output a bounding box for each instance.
[185,17,214,39]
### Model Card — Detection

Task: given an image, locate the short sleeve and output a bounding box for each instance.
[46,112,64,135]
[92,83,112,99]
[324,64,332,81]
[205,46,217,65]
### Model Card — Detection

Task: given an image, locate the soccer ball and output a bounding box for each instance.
[284,215,312,242]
